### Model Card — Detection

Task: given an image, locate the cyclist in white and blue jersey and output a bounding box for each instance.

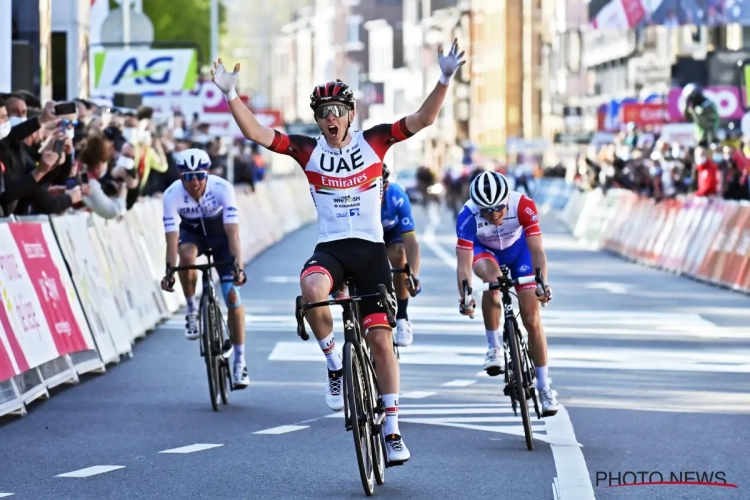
[160,149,249,388]
[381,164,421,347]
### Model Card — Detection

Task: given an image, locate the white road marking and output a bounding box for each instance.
[584,281,629,294]
[399,391,436,399]
[263,276,300,283]
[545,406,595,499]
[0,494,14,498]
[442,379,477,387]
[55,465,126,478]
[327,407,519,416]
[253,425,309,435]
[158,443,224,454]
[426,218,594,500]
[269,341,750,373]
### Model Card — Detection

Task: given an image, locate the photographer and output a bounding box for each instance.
[78,135,136,219]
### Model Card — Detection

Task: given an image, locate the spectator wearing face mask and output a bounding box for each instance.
[0,99,80,215]
[693,146,719,197]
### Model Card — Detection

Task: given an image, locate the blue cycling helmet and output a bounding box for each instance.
[176,148,211,172]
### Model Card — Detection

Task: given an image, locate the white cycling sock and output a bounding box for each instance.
[535,366,549,390]
[186,296,197,314]
[234,343,245,364]
[318,333,342,371]
[485,329,501,349]
[383,393,400,436]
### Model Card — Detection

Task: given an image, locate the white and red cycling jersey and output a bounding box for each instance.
[455,191,541,252]
[267,119,413,244]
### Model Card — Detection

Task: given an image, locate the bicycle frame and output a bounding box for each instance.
[294,283,396,431]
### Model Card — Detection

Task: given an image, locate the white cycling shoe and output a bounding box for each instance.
[539,388,559,417]
[483,347,503,376]
[184,312,199,340]
[395,319,413,347]
[233,361,249,389]
[384,433,410,463]
[326,368,344,411]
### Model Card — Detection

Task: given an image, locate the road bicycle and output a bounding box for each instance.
[169,250,238,411]
[295,279,398,496]
[461,266,547,451]
[389,262,419,359]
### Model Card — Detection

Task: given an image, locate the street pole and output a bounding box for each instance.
[123,0,131,49]
[211,0,219,62]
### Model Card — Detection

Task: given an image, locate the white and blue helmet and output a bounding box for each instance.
[176,148,211,172]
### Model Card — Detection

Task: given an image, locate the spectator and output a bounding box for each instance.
[693,146,719,197]
[78,135,134,219]
[0,100,81,215]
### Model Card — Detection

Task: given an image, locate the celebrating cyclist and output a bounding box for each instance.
[160,149,249,389]
[381,163,421,347]
[211,39,465,463]
[455,171,559,417]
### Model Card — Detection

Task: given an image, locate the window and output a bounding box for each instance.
[348,18,361,44]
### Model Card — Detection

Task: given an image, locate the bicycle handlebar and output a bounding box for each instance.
[295,284,397,341]
[169,257,237,273]
[461,267,549,318]
[391,263,419,297]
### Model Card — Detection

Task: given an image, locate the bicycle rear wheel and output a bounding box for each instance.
[344,342,375,496]
[201,295,220,412]
[507,319,533,450]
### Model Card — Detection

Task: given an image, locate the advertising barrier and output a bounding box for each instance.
[0,175,316,417]
[533,178,750,297]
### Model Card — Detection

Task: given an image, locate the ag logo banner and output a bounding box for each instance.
[91,48,198,94]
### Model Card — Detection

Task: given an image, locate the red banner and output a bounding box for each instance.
[9,224,89,356]
[621,103,666,127]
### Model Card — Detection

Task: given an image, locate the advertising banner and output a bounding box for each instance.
[667,86,746,122]
[621,103,667,127]
[8,223,90,357]
[590,0,750,30]
[91,48,198,93]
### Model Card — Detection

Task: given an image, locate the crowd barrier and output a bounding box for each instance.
[0,175,316,418]
[533,178,750,295]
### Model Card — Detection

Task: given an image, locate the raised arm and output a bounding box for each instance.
[404,39,466,136]
[211,58,275,148]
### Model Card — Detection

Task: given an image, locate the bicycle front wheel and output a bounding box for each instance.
[507,319,533,450]
[201,295,220,412]
[344,342,375,496]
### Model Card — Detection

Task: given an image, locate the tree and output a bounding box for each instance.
[108,0,226,67]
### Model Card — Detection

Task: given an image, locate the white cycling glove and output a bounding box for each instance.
[438,38,466,85]
[211,59,239,102]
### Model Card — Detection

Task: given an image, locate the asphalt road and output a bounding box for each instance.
[1,203,748,500]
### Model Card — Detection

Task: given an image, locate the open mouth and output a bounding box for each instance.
[328,125,339,138]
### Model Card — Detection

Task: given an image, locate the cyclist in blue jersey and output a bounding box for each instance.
[381,164,421,346]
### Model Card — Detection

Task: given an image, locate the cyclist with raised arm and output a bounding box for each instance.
[160,149,249,388]
[381,163,421,347]
[455,171,559,416]
[211,40,465,463]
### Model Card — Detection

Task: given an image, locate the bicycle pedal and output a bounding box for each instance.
[485,366,503,377]
[503,384,511,396]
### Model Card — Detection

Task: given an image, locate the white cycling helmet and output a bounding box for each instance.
[176,148,211,172]
[469,170,510,209]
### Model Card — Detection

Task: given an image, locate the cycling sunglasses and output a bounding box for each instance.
[315,103,349,119]
[181,171,208,182]
[480,204,507,214]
